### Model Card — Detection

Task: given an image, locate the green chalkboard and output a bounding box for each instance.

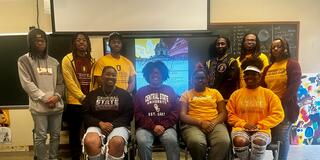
[208,21,299,59]
[0,34,73,106]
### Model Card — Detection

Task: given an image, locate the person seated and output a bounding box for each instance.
[226,57,284,160]
[82,66,133,160]
[134,61,180,160]
[180,68,230,160]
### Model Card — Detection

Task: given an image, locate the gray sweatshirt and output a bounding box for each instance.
[18,53,64,114]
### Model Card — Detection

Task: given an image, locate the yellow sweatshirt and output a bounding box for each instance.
[226,86,284,135]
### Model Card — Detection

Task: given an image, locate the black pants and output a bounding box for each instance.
[64,104,83,160]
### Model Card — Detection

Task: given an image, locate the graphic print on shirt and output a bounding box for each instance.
[75,58,92,94]
[145,93,169,117]
[217,63,227,73]
[116,65,121,71]
[95,96,119,111]
[238,95,266,120]
[118,71,129,85]
[37,67,53,75]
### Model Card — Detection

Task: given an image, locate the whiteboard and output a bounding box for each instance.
[52,0,208,32]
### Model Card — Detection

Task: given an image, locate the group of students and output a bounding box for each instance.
[17,28,301,160]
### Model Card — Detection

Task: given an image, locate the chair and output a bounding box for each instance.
[266,141,280,160]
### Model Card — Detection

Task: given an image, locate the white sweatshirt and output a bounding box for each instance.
[17,53,64,114]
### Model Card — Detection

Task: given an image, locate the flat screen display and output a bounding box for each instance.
[134,38,189,95]
[104,35,217,95]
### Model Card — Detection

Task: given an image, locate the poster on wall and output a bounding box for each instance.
[291,73,320,145]
[134,38,189,95]
[0,109,11,143]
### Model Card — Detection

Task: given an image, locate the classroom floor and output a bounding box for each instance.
[0,145,319,160]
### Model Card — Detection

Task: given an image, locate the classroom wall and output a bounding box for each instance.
[0,0,51,34]
[1,0,319,149]
[2,0,319,72]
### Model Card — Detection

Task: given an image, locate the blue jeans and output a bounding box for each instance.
[32,112,62,160]
[136,128,180,160]
[271,120,292,160]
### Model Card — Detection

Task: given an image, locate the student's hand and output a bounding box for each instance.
[153,125,165,136]
[201,121,215,133]
[45,95,60,108]
[99,121,113,135]
[244,122,258,131]
[200,121,210,129]
[47,95,60,104]
[205,121,217,133]
[200,121,212,133]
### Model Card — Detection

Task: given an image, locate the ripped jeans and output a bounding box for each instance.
[231,131,271,160]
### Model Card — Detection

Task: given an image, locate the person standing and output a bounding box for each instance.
[62,32,95,160]
[18,28,64,160]
[204,36,239,99]
[92,32,136,93]
[237,33,269,88]
[134,61,180,160]
[261,38,302,160]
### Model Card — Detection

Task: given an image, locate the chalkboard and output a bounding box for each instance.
[0,34,73,106]
[208,22,299,59]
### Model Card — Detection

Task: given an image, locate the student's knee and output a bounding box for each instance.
[233,136,249,147]
[136,135,152,146]
[108,136,125,153]
[84,133,101,150]
[161,133,178,144]
[35,132,47,142]
[186,137,207,151]
[212,135,230,148]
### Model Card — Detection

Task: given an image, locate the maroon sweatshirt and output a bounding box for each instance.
[261,59,302,123]
[134,84,180,130]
